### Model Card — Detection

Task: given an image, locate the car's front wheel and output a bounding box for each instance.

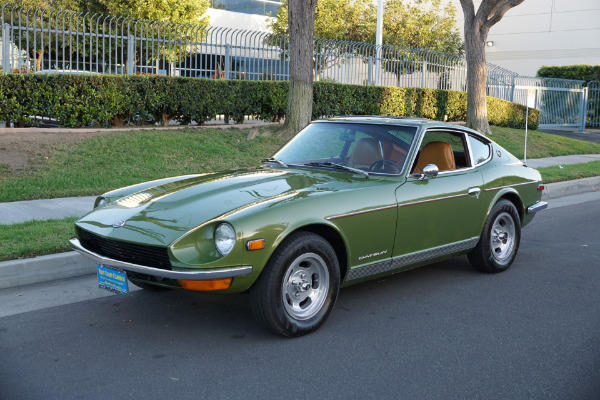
[468,199,521,273]
[250,232,340,337]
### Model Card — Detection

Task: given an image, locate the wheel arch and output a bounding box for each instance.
[486,188,524,223]
[288,224,349,283]
[497,191,524,223]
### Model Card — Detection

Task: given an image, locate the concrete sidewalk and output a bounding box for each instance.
[1,154,600,291]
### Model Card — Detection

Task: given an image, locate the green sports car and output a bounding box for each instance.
[71,116,547,337]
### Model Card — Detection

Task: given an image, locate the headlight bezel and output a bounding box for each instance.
[214,223,236,256]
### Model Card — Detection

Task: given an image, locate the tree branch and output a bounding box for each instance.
[480,0,525,35]
[458,0,475,23]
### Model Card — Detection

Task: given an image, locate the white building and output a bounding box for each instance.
[209,0,600,77]
[448,0,600,77]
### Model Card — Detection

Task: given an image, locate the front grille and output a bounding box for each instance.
[76,227,172,270]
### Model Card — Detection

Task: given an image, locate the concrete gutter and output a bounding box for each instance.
[1,176,599,291]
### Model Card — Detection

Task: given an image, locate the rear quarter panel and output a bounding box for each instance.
[478,144,543,230]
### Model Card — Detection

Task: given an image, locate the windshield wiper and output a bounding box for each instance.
[304,162,369,178]
[262,157,288,168]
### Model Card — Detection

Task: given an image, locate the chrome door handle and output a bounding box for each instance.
[468,187,481,199]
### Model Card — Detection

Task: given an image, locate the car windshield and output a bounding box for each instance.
[272,122,418,175]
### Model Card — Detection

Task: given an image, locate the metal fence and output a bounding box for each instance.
[0,3,597,131]
[587,81,600,127]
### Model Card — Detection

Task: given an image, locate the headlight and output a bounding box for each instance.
[94,196,108,208]
[214,223,236,256]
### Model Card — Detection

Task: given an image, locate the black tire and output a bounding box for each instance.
[250,231,340,337]
[468,199,521,273]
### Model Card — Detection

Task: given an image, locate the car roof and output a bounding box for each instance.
[316,116,484,138]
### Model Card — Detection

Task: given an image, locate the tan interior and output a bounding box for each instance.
[348,138,382,170]
[412,141,456,174]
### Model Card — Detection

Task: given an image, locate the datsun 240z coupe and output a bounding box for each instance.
[71,117,547,337]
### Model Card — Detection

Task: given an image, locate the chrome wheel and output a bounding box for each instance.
[468,199,521,274]
[490,212,516,262]
[282,253,330,320]
[250,232,340,337]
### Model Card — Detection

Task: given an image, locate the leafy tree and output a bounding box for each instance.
[459,0,525,135]
[1,0,83,71]
[85,0,209,26]
[269,0,463,88]
[269,0,462,53]
[2,0,210,73]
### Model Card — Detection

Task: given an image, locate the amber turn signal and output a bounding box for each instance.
[246,239,265,251]
[178,278,232,291]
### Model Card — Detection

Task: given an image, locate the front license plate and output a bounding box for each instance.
[98,264,128,295]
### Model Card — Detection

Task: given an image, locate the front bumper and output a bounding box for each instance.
[69,237,253,280]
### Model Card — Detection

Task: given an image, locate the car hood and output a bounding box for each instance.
[76,167,363,246]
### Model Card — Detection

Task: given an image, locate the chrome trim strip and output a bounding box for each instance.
[484,181,535,192]
[398,192,468,207]
[527,201,548,214]
[326,205,397,220]
[69,238,253,280]
[346,237,479,281]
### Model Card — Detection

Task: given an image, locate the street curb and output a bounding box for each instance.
[542,176,600,199]
[1,177,599,291]
[0,252,94,290]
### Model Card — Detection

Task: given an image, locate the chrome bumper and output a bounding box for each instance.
[526,201,548,214]
[69,238,252,280]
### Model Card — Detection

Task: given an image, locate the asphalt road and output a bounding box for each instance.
[540,128,600,144]
[1,195,599,400]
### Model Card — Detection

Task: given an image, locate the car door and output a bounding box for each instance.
[392,128,485,266]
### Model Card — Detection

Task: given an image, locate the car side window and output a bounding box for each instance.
[411,130,468,174]
[468,134,491,165]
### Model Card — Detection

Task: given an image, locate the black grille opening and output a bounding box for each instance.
[76,227,172,270]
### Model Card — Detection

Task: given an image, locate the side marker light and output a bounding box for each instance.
[246,239,265,251]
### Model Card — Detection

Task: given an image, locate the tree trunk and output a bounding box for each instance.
[35,50,43,72]
[459,0,526,136]
[464,28,492,135]
[283,0,317,136]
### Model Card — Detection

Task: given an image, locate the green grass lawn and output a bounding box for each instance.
[1,125,599,203]
[487,126,600,159]
[0,217,77,262]
[0,126,287,202]
[538,161,600,183]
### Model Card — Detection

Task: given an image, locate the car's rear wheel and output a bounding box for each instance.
[468,199,521,273]
[250,232,340,337]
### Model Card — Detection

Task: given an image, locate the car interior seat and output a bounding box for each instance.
[412,141,456,174]
[348,138,382,170]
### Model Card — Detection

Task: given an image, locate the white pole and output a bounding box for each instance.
[375,0,383,86]
[524,106,528,165]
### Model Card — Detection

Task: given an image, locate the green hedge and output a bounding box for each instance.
[313,83,538,129]
[537,65,600,84]
[0,74,537,130]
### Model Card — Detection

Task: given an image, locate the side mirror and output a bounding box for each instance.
[418,164,439,181]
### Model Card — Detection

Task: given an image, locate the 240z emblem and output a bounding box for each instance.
[113,220,126,228]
